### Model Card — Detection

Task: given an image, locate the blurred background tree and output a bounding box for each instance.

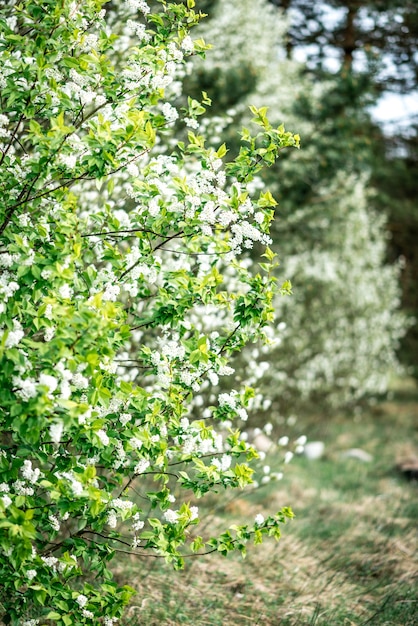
[268,0,418,377]
[180,0,408,417]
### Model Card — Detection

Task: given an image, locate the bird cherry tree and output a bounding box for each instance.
[0,1,298,624]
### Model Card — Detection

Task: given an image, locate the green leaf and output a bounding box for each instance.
[46,612,62,620]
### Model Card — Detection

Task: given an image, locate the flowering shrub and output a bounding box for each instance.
[0,1,298,624]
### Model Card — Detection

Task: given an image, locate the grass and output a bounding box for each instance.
[115,381,418,625]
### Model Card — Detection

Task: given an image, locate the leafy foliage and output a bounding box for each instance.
[0,1,298,624]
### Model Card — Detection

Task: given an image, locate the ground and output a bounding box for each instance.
[116,380,418,625]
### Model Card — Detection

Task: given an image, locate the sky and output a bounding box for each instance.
[371,91,418,134]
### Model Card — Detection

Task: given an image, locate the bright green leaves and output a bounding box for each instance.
[257,190,278,208]
[206,505,294,557]
[233,462,254,488]
[227,112,299,182]
[50,112,75,137]
[189,335,209,365]
[233,271,276,330]
[249,105,271,129]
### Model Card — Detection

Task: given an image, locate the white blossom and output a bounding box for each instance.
[181,35,194,54]
[4,320,24,348]
[41,556,58,569]
[13,480,34,496]
[0,271,19,302]
[44,304,53,320]
[112,498,134,510]
[261,423,272,436]
[208,371,219,386]
[119,413,132,426]
[126,20,150,43]
[82,610,94,619]
[125,0,150,14]
[107,511,117,528]
[212,454,232,472]
[58,284,73,300]
[39,373,58,393]
[284,451,294,464]
[13,376,37,401]
[0,253,15,268]
[49,421,63,444]
[59,153,77,169]
[44,326,56,341]
[57,554,77,573]
[218,392,237,410]
[76,594,88,608]
[80,33,98,51]
[103,284,120,302]
[132,513,144,531]
[21,460,40,484]
[48,515,60,532]
[126,163,139,178]
[60,472,83,497]
[237,407,248,421]
[189,506,199,521]
[130,437,142,450]
[96,429,110,446]
[161,102,179,123]
[164,509,179,524]
[184,117,199,129]
[1,494,12,508]
[72,373,89,390]
[134,459,150,474]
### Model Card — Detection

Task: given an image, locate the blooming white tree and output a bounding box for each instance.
[0,1,298,624]
[189,0,406,416]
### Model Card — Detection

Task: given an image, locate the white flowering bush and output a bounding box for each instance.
[189,0,406,416]
[0,1,298,624]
